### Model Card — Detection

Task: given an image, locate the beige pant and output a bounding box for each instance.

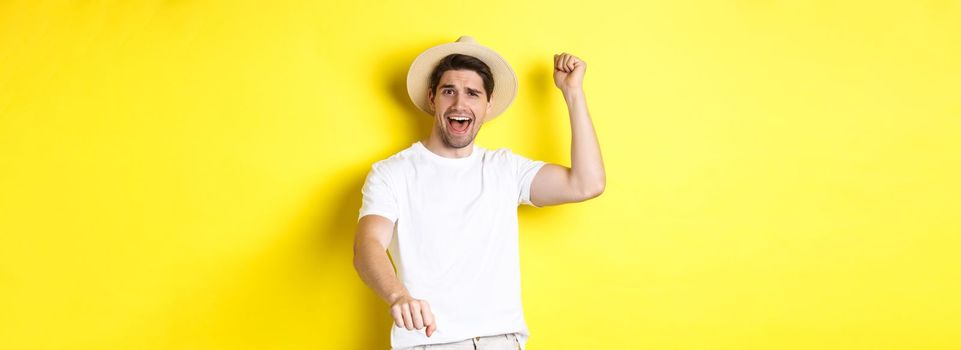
[393,333,522,350]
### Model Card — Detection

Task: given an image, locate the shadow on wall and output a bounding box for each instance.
[163,165,393,349]
[322,169,394,350]
[379,38,442,143]
[518,57,567,222]
[338,40,441,349]
[160,39,519,350]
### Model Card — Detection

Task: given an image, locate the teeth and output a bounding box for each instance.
[448,116,470,121]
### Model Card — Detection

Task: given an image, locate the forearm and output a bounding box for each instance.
[562,87,605,196]
[353,242,408,304]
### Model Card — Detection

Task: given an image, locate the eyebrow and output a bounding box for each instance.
[439,84,485,95]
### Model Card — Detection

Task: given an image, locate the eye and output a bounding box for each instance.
[443,89,454,95]
[469,91,478,97]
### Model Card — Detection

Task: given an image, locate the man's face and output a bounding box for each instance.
[427,69,493,149]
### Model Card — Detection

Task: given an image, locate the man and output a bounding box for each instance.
[353,36,605,350]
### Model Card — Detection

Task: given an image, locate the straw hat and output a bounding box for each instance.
[406,36,517,121]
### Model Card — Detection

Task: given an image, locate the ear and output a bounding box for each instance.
[427,88,435,113]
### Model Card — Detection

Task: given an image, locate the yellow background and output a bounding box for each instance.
[2,1,960,349]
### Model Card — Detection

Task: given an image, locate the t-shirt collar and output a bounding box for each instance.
[414,141,480,163]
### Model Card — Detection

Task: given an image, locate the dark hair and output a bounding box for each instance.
[428,54,494,102]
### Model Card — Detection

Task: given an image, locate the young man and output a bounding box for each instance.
[353,36,605,350]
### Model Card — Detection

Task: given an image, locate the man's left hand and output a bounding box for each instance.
[553,52,586,93]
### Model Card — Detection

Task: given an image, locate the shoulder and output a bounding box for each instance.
[368,144,419,175]
[484,146,520,161]
[483,146,539,165]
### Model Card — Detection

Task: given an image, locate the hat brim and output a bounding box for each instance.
[406,39,517,122]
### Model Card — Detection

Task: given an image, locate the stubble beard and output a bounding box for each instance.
[438,121,477,149]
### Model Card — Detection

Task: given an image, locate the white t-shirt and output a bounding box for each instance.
[357,141,546,349]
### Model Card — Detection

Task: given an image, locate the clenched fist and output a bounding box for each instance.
[390,294,436,337]
[553,52,586,92]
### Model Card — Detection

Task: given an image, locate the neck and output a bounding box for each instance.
[422,131,474,159]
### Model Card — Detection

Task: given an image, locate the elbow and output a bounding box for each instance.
[578,180,605,201]
[352,241,365,272]
[352,249,361,272]
[352,238,388,273]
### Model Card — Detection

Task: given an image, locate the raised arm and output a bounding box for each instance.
[353,215,436,337]
[530,53,606,206]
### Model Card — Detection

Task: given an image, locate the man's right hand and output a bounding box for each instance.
[389,293,436,337]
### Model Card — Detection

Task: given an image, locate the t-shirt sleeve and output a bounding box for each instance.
[358,163,399,223]
[510,151,547,207]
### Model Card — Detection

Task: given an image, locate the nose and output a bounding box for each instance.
[454,91,472,108]
[453,94,465,108]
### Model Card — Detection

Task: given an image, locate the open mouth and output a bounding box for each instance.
[446,115,472,135]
